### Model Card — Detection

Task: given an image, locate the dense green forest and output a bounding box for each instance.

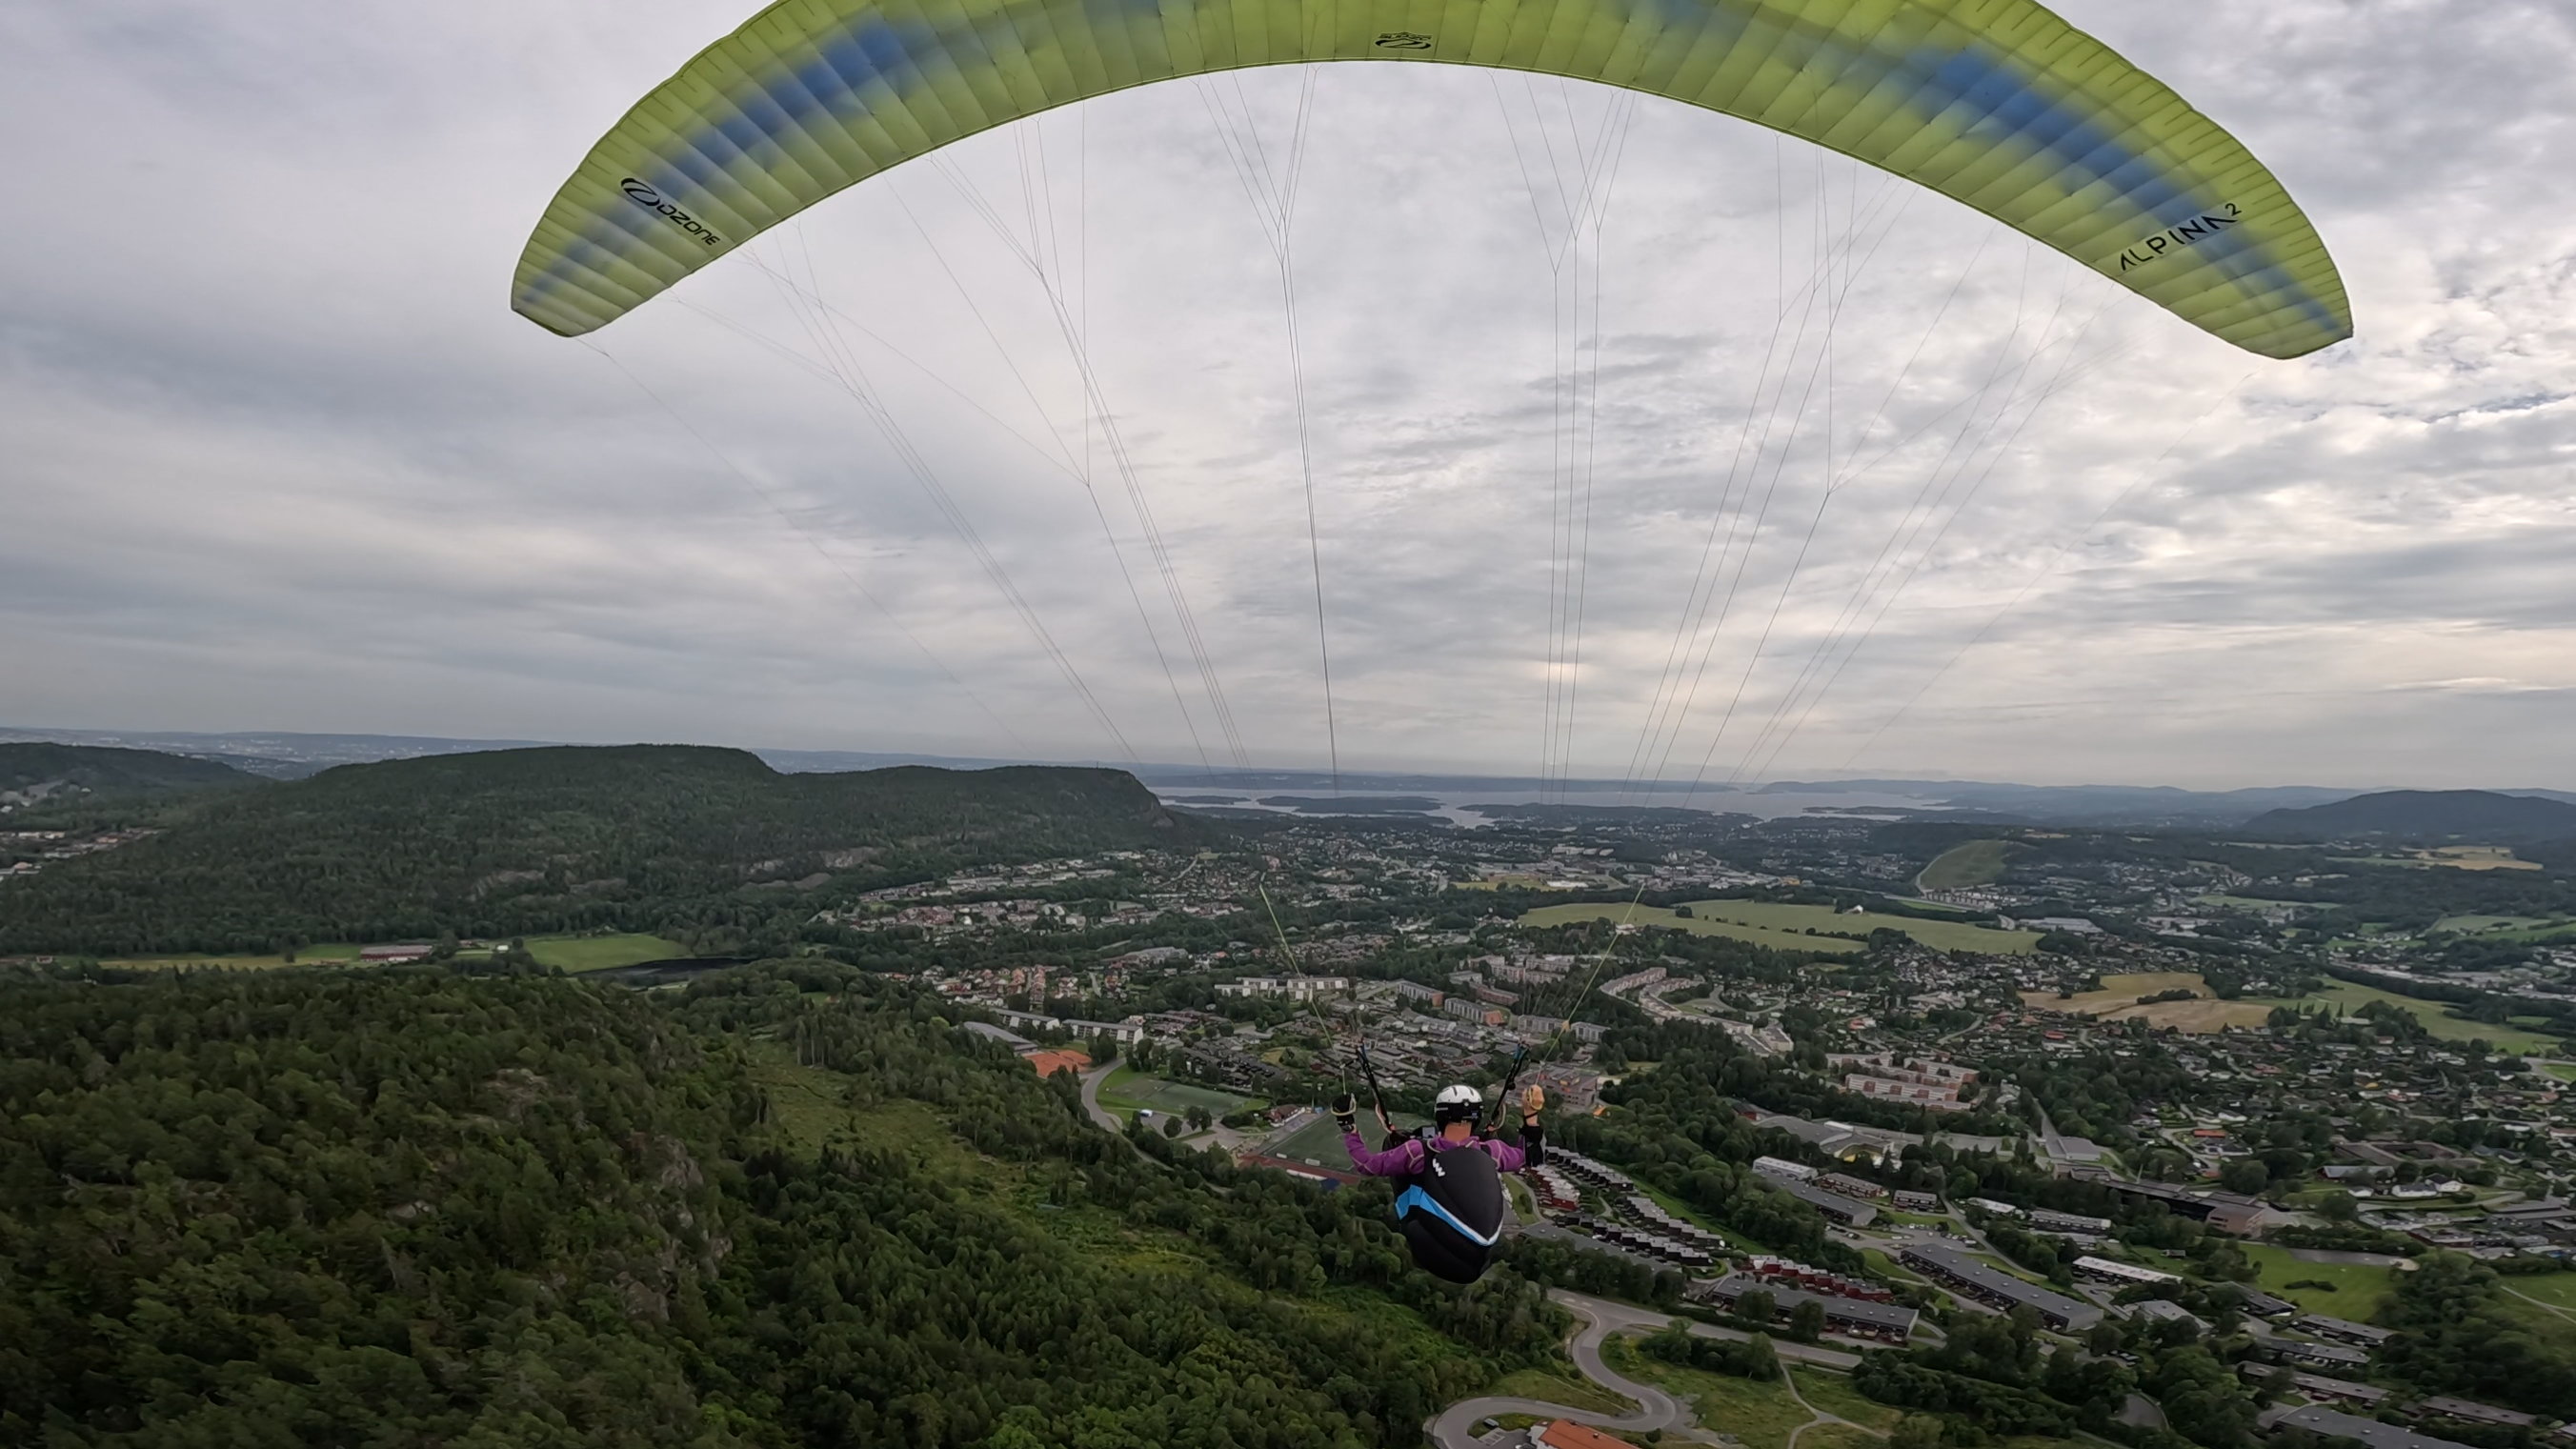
[0,742,262,799]
[0,960,1564,1445]
[0,747,1207,956]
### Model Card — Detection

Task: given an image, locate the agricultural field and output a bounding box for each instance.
[2432,914,2556,935]
[1521,899,2039,956]
[2021,972,2282,1032]
[2338,845,2543,872]
[1521,902,1862,956]
[2304,981,2561,1055]
[522,933,688,972]
[1919,838,2017,891]
[2241,1243,2401,1320]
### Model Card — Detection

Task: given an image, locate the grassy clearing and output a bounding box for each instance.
[523,932,687,972]
[1793,1365,1899,1431]
[1094,1071,1252,1121]
[2021,972,2283,1032]
[1521,902,1861,956]
[1610,1338,1811,1449]
[1262,1109,1425,1167]
[1685,899,2038,954]
[1919,839,2016,892]
[102,941,367,970]
[2433,915,2555,934]
[1520,899,2039,956]
[1804,1426,1887,1449]
[2241,1243,2398,1320]
[1488,1364,1638,1416]
[2304,981,2560,1055]
[2336,846,2543,872]
[2499,1273,2576,1313]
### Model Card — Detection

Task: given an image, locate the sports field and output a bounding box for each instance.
[1919,838,2016,891]
[1095,1069,1254,1121]
[523,933,688,972]
[1263,1109,1428,1167]
[1520,898,2037,956]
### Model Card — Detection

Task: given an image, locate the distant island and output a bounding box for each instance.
[1254,795,1442,815]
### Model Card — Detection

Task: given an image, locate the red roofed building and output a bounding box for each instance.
[1023,1049,1092,1078]
[1539,1419,1631,1449]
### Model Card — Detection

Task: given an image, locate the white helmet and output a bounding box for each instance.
[1434,1084,1483,1125]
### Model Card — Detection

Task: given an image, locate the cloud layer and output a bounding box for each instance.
[6,0,2572,789]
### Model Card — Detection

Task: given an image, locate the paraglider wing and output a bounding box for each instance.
[513,0,2349,357]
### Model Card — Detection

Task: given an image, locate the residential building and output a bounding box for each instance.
[1688,1275,1918,1344]
[1898,1242,2102,1332]
[2257,1406,2474,1449]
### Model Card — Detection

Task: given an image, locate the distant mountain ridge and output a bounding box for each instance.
[0,742,261,807]
[0,744,1197,956]
[2241,789,2576,842]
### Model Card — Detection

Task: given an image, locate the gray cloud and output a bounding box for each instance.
[4,0,2573,788]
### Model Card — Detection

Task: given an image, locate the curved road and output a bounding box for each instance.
[1078,1062,1124,1133]
[1426,1291,1861,1448]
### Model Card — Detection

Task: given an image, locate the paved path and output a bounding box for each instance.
[1425,1291,1863,1449]
[1077,1062,1124,1132]
[2506,1285,2576,1321]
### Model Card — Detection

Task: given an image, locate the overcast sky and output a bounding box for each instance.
[6,1,2572,791]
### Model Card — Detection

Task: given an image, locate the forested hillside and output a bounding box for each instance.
[0,746,1204,955]
[0,741,260,805]
[2243,789,2576,841]
[0,960,1560,1446]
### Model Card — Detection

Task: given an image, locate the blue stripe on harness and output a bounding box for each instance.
[1395,1184,1501,1248]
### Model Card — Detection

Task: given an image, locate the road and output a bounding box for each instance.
[1425,1291,1862,1449]
[1077,1062,1123,1133]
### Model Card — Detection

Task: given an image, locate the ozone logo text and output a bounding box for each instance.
[620,179,724,248]
[1374,30,1432,49]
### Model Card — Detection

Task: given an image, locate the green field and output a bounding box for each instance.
[1610,1338,1812,1449]
[2498,1272,2576,1314]
[522,933,688,973]
[1521,902,1861,955]
[1488,1364,1637,1416]
[2306,981,2560,1055]
[2241,1243,2400,1320]
[2433,915,2555,935]
[1919,838,2016,891]
[103,941,366,970]
[1094,1068,1254,1122]
[1520,899,2038,956]
[1263,1109,1426,1168]
[1792,1365,1899,1431]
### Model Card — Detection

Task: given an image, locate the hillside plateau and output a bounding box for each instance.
[2243,789,2576,843]
[0,745,1202,956]
[0,741,261,811]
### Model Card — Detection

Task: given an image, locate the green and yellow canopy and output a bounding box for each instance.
[513,0,2351,359]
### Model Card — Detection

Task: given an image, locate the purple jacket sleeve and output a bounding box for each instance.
[1344,1132,1425,1177]
[1480,1137,1528,1173]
